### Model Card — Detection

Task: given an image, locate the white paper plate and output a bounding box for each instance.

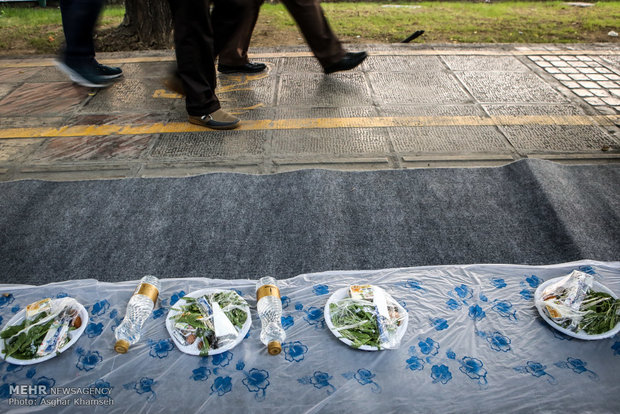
[535,277,620,340]
[324,286,408,351]
[165,288,251,356]
[0,298,88,365]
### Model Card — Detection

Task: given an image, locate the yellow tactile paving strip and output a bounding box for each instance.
[0,115,618,139]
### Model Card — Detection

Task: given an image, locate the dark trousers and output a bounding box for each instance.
[168,0,248,116]
[218,0,344,69]
[59,0,105,65]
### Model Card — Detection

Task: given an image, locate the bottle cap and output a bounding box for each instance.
[114,340,130,354]
[267,341,281,355]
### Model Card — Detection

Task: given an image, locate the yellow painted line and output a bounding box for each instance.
[153,89,183,99]
[0,115,617,139]
[1,50,619,68]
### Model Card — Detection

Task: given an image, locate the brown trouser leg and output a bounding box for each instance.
[218,0,264,66]
[280,0,345,68]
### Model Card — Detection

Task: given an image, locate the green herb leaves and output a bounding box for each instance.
[578,291,620,335]
[329,300,382,349]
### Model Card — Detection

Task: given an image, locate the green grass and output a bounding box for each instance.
[258,2,620,44]
[0,2,618,54]
[0,5,124,53]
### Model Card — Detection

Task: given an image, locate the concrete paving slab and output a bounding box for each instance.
[377,104,486,117]
[28,134,152,162]
[369,71,471,104]
[456,72,567,103]
[82,78,176,113]
[0,116,67,128]
[0,138,42,162]
[0,84,14,101]
[0,82,88,116]
[362,55,445,72]
[499,125,615,153]
[441,55,530,72]
[0,44,619,180]
[0,67,40,83]
[278,72,372,106]
[150,130,268,158]
[271,127,389,155]
[389,125,511,153]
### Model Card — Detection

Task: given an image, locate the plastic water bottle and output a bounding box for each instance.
[256,276,286,355]
[114,275,160,353]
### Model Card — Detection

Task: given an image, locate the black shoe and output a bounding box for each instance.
[324,52,368,75]
[95,61,123,80]
[218,62,267,74]
[188,109,240,130]
[55,60,112,88]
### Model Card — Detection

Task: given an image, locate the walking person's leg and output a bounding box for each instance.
[217,0,267,73]
[56,0,122,87]
[167,0,240,129]
[275,0,367,73]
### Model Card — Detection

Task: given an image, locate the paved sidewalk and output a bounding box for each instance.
[0,43,619,181]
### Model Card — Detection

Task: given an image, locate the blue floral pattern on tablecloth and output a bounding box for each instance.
[283,341,308,362]
[149,339,174,359]
[124,377,157,402]
[303,307,325,329]
[242,368,270,401]
[211,376,232,396]
[0,262,618,412]
[459,357,488,386]
[75,349,103,372]
[431,364,452,384]
[298,371,336,395]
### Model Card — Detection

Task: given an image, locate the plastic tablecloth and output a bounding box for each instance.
[1,260,619,413]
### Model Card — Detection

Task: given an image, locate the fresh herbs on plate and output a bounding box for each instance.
[329,285,405,350]
[576,291,620,335]
[170,291,248,356]
[329,299,382,349]
[1,298,82,360]
[540,271,620,336]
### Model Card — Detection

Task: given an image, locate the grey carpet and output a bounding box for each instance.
[1,159,618,285]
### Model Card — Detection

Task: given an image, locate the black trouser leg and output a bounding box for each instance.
[217,0,263,66]
[59,0,105,65]
[212,0,252,58]
[167,0,220,116]
[280,0,344,68]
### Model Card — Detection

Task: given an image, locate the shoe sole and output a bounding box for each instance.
[217,66,266,74]
[100,73,123,80]
[188,117,240,130]
[55,61,112,88]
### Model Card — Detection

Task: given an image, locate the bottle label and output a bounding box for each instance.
[256,284,280,301]
[136,282,159,304]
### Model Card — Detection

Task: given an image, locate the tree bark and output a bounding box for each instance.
[119,0,173,48]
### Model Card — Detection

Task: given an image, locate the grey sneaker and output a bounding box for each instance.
[55,60,112,88]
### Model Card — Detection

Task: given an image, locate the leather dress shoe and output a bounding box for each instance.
[188,109,240,130]
[217,62,267,74]
[324,51,368,74]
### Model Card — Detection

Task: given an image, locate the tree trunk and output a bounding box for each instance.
[119,0,173,48]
